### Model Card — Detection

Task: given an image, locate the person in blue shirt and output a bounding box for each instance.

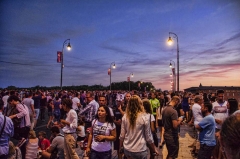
[195,102,216,159]
[0,99,14,159]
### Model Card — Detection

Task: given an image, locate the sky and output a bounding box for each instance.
[0,0,240,91]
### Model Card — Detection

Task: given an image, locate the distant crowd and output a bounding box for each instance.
[0,89,239,159]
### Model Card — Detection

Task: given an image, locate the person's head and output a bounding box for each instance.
[201,102,212,116]
[194,95,203,105]
[170,96,180,107]
[125,93,131,102]
[29,130,37,139]
[51,126,60,136]
[98,95,107,106]
[38,131,47,140]
[142,100,152,114]
[75,92,79,98]
[228,98,239,115]
[220,113,240,159]
[61,98,73,111]
[151,92,156,99]
[126,95,144,130]
[96,106,113,123]
[7,95,20,106]
[0,99,4,111]
[216,90,224,103]
[86,92,94,103]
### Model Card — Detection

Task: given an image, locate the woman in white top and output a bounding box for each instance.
[86,106,116,159]
[142,99,157,159]
[119,95,159,159]
[25,130,39,159]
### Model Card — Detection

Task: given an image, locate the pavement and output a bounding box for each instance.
[32,114,196,159]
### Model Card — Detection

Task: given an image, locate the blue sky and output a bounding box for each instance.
[0,0,240,90]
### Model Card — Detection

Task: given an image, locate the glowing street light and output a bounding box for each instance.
[167,32,180,92]
[60,39,71,90]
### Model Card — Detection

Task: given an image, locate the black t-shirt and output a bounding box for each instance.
[162,105,178,135]
[174,103,182,117]
[32,95,41,109]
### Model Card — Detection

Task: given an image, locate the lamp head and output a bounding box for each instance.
[131,73,134,77]
[67,42,71,50]
[169,62,172,68]
[167,37,173,45]
[112,63,116,69]
[170,73,172,77]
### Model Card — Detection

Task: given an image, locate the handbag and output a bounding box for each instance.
[150,114,158,147]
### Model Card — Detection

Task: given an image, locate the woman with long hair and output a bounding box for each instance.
[119,95,158,159]
[86,106,116,159]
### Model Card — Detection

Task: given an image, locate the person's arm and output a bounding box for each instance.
[119,115,126,150]
[172,117,183,129]
[195,124,202,131]
[79,104,91,115]
[31,99,36,117]
[86,127,93,155]
[9,104,28,119]
[95,128,116,142]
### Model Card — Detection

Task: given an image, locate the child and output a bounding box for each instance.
[77,119,86,144]
[38,131,50,150]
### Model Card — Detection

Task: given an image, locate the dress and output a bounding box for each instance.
[25,138,39,159]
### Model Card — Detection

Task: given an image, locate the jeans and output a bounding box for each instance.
[34,109,40,120]
[198,144,215,159]
[124,149,148,159]
[164,133,179,158]
[90,149,112,159]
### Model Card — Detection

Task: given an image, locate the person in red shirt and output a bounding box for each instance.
[38,131,50,150]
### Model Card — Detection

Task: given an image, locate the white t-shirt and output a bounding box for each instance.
[72,97,80,110]
[192,103,203,126]
[108,107,114,117]
[77,125,85,137]
[212,101,228,129]
[91,119,116,152]
[2,95,9,107]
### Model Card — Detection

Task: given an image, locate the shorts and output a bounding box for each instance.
[124,149,148,159]
[34,109,40,119]
[158,119,163,127]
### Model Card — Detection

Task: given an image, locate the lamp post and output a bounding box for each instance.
[60,39,71,90]
[128,73,134,91]
[169,60,176,92]
[168,32,179,92]
[109,62,116,91]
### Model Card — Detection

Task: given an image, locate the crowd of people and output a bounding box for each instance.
[0,89,239,159]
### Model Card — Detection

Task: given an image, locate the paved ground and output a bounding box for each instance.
[31,114,196,159]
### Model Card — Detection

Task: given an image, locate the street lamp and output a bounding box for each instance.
[169,60,176,92]
[128,73,134,91]
[168,32,180,92]
[60,39,71,90]
[109,62,116,91]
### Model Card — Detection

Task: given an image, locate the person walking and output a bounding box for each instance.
[86,106,116,159]
[60,98,79,159]
[119,95,158,159]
